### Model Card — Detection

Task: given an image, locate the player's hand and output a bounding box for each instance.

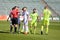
[21,20,24,22]
[7,19,8,22]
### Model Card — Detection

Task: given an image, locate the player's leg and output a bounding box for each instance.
[41,25,44,34]
[25,24,29,34]
[46,20,49,34]
[30,21,33,34]
[14,24,18,33]
[21,25,24,33]
[14,18,18,33]
[23,20,27,34]
[34,22,37,34]
[24,23,28,34]
[26,22,29,32]
[24,21,29,34]
[41,20,45,35]
[11,18,15,33]
[46,25,48,35]
[18,23,20,33]
[10,24,13,32]
[10,20,13,33]
[18,18,20,33]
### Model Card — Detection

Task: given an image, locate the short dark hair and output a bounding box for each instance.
[12,6,19,10]
[44,5,48,9]
[22,7,27,10]
[33,8,36,10]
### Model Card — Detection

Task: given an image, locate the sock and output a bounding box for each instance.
[46,26,48,34]
[24,25,26,33]
[26,25,29,33]
[18,24,20,32]
[34,27,36,34]
[10,25,13,32]
[30,26,32,33]
[41,26,43,32]
[14,27,17,32]
[21,25,24,32]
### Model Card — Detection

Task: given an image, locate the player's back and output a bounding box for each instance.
[43,9,51,20]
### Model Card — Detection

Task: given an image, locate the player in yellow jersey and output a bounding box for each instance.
[41,6,51,35]
[30,8,39,34]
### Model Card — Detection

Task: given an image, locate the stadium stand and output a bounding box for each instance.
[0,0,60,20]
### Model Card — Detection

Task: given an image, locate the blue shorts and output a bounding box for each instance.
[18,18,20,24]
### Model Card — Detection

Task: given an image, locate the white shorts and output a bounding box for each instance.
[24,19,28,26]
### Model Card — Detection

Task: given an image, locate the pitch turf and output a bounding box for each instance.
[0,21,60,40]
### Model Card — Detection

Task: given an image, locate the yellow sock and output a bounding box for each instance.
[41,26,43,31]
[46,26,48,34]
[34,28,36,34]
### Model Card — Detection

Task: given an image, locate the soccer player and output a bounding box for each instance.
[22,7,29,34]
[18,11,21,33]
[30,8,39,34]
[10,6,20,33]
[7,14,13,33]
[41,6,51,35]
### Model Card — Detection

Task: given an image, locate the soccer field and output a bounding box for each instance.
[0,21,60,40]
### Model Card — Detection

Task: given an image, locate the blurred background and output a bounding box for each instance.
[0,0,60,21]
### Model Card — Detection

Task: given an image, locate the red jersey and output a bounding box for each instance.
[10,9,19,18]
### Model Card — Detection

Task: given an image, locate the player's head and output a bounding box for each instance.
[22,7,27,12]
[12,6,19,10]
[33,8,36,13]
[44,5,48,9]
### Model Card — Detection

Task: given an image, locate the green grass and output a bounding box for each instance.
[0,21,60,40]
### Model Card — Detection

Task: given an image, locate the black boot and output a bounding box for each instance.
[14,27,17,33]
[10,26,13,33]
[41,31,43,35]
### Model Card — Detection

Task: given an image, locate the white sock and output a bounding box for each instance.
[26,25,29,32]
[23,25,24,31]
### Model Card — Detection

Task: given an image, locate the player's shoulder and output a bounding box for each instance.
[26,11,29,13]
[47,9,51,13]
[35,13,38,15]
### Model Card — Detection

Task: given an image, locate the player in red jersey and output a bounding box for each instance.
[10,6,20,33]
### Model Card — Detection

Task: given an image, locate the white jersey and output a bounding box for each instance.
[22,11,29,32]
[22,11,29,25]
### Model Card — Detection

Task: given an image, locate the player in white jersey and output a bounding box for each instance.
[22,7,29,34]
[7,14,13,33]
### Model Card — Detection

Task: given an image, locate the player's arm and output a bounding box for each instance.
[37,15,40,22]
[18,12,21,18]
[7,16,9,21]
[7,14,11,21]
[49,10,52,17]
[27,12,30,20]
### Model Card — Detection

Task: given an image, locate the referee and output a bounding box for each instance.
[10,6,20,33]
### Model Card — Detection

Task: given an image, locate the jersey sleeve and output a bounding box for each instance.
[30,13,32,18]
[10,11,13,18]
[47,9,51,17]
[49,10,51,15]
[35,13,38,17]
[27,12,29,15]
[16,9,20,13]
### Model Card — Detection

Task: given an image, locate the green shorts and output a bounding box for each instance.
[31,21,37,26]
[42,20,49,25]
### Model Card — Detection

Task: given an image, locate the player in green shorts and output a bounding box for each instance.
[30,8,39,34]
[41,6,51,35]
